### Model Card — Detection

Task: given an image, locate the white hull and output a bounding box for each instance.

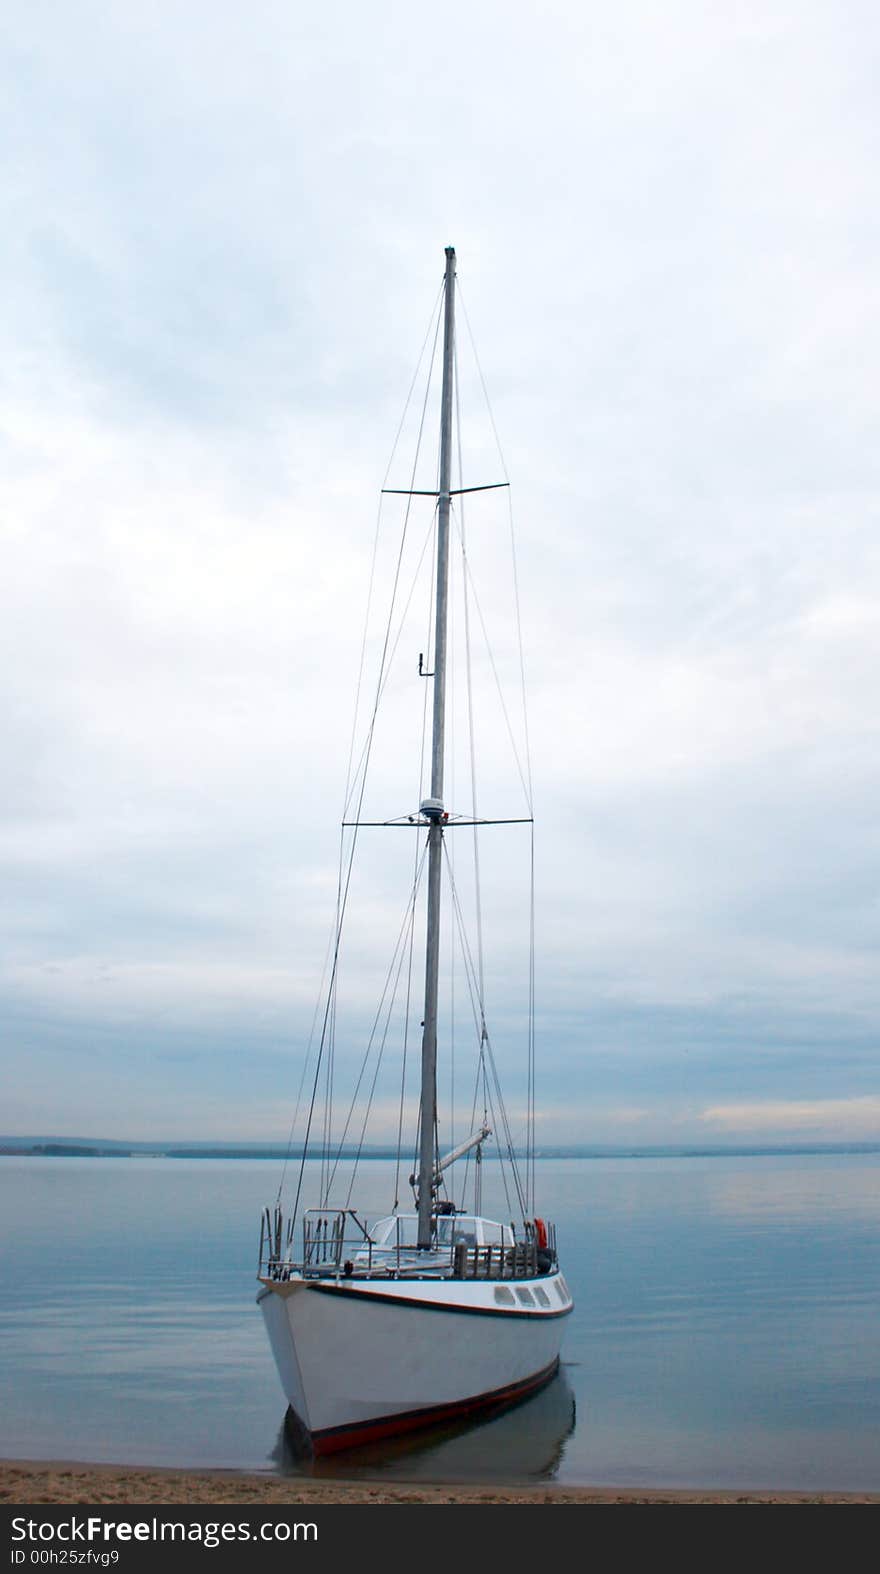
[258,1270,573,1452]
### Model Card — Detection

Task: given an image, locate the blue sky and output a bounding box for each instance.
[3,1,880,1147]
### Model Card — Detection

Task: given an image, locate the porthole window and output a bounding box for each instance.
[493,1286,515,1306]
[515,1286,535,1307]
[533,1286,551,1307]
[554,1280,567,1304]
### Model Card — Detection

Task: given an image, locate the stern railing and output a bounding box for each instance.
[258,1206,558,1282]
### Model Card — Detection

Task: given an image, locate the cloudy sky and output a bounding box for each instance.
[3,1,879,1148]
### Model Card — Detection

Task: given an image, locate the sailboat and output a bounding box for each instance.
[257,246,573,1455]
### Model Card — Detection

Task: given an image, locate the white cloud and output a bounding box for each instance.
[702,1098,880,1138]
[3,2,880,1142]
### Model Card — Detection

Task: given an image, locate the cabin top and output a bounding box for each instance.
[369,1213,514,1249]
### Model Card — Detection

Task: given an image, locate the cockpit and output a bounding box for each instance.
[368,1213,514,1250]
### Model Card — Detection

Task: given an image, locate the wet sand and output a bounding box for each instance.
[1,1461,877,1504]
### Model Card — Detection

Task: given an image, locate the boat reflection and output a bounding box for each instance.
[271,1366,577,1483]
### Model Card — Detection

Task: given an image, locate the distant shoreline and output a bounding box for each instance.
[3,1140,880,1161]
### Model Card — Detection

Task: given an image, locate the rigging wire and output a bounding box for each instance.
[458,278,537,1204]
[447,493,457,1189]
[287,284,445,1231]
[529,820,536,1213]
[453,541,533,815]
[282,263,538,1233]
[341,510,436,822]
[322,844,427,1199]
[393,506,437,1210]
[335,844,430,1206]
[341,281,444,819]
[393,838,420,1213]
[441,838,528,1219]
[453,344,487,1023]
[275,901,336,1206]
[342,308,444,822]
[457,279,534,807]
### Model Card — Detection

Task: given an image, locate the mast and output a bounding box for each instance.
[416,245,456,1248]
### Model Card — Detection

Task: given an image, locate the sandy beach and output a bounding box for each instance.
[1,1461,877,1505]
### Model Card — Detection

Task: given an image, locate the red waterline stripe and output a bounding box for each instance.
[310,1357,560,1456]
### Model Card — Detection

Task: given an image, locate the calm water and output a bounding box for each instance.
[2,1153,879,1491]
